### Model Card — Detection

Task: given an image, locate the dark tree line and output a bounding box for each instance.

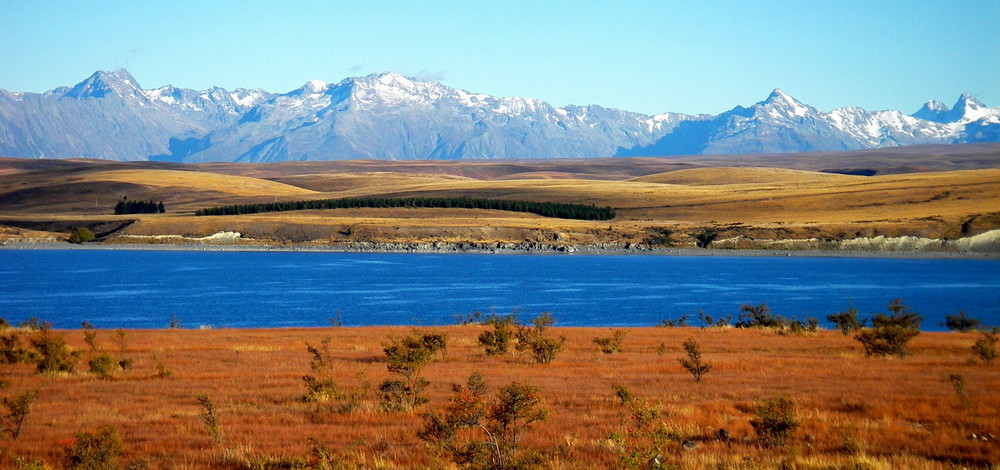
[194,196,616,221]
[114,198,165,215]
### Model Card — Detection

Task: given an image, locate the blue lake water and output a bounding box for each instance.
[1,250,998,330]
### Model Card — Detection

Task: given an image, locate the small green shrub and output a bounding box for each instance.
[301,339,370,412]
[419,374,548,469]
[750,396,801,448]
[478,313,518,356]
[593,329,627,354]
[67,227,95,244]
[735,303,786,329]
[1,331,36,364]
[60,425,124,470]
[13,456,51,470]
[973,327,998,365]
[196,394,222,444]
[943,310,981,333]
[827,301,864,335]
[2,389,39,440]
[379,332,446,411]
[657,315,689,327]
[29,330,80,374]
[303,338,336,402]
[698,310,733,328]
[112,330,132,373]
[87,354,118,380]
[609,385,681,470]
[677,338,711,382]
[854,299,921,358]
[948,373,972,414]
[19,318,50,331]
[151,353,172,379]
[515,313,565,364]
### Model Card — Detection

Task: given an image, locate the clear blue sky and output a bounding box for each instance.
[2,0,997,115]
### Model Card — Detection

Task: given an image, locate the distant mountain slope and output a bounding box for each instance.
[0,69,997,162]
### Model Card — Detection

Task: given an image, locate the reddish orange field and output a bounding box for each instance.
[1,326,998,469]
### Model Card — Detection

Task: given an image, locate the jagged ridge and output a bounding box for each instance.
[0,70,997,162]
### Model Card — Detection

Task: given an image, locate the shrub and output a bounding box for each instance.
[67,227,95,244]
[151,353,172,379]
[827,301,864,335]
[419,374,548,469]
[302,338,370,412]
[698,310,732,328]
[609,385,680,470]
[87,354,118,380]
[19,318,50,331]
[1,331,35,364]
[973,328,998,365]
[776,317,819,336]
[677,338,711,382]
[29,330,80,374]
[657,315,689,327]
[854,299,921,358]
[112,330,132,373]
[943,310,981,333]
[593,329,627,354]
[303,338,336,402]
[735,303,786,329]
[948,373,972,414]
[749,396,801,448]
[83,329,126,380]
[515,313,565,364]
[695,229,717,248]
[60,425,124,470]
[379,332,446,411]
[2,389,39,440]
[478,313,518,356]
[196,394,222,444]
[13,456,50,470]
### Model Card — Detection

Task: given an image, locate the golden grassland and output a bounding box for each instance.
[2,146,999,247]
[1,326,998,469]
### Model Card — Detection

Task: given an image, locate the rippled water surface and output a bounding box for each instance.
[2,250,998,330]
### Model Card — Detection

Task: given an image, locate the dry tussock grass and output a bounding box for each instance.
[2,157,999,244]
[79,169,318,197]
[1,326,997,468]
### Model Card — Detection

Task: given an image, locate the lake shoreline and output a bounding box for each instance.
[2,238,998,260]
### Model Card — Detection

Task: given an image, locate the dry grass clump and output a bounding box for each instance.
[1,326,997,468]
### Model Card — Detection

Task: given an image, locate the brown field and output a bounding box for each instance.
[2,143,1000,247]
[1,326,998,469]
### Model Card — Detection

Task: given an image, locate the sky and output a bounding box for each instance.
[2,0,998,115]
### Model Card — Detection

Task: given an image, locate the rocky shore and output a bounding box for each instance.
[3,230,999,259]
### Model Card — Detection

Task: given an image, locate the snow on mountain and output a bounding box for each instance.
[0,69,997,162]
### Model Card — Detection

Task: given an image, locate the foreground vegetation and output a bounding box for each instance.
[1,313,998,469]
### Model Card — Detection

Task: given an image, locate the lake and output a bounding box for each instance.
[1,249,998,330]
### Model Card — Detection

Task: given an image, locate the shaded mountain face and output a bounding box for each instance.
[0,69,997,161]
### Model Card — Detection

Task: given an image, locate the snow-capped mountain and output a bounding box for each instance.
[618,89,999,157]
[0,69,997,162]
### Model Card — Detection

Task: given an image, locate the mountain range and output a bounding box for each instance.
[1,69,997,162]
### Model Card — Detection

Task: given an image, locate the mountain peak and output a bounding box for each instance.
[304,79,327,93]
[955,93,986,110]
[766,88,794,102]
[64,68,143,100]
[912,99,952,122]
[757,88,811,118]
